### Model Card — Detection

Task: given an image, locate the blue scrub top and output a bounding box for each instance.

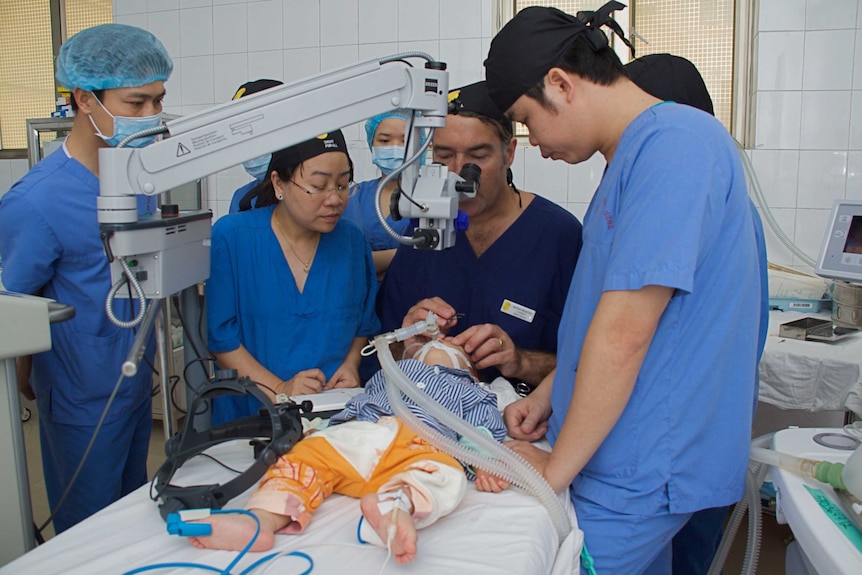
[207,207,380,423]
[378,195,582,382]
[342,178,414,250]
[0,147,154,424]
[229,179,261,214]
[550,103,769,516]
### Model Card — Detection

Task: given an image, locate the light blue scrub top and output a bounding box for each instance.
[0,146,154,424]
[342,178,414,250]
[550,103,768,516]
[206,207,380,424]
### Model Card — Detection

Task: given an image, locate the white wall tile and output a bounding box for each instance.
[510,146,525,190]
[321,45,359,71]
[399,0,439,42]
[439,0,482,39]
[321,0,358,46]
[213,3,247,54]
[181,104,213,115]
[793,208,831,266]
[802,30,855,90]
[213,53,249,102]
[567,151,605,203]
[800,91,851,150]
[847,151,862,199]
[754,91,802,149]
[439,39,483,89]
[149,0,179,11]
[758,0,806,32]
[358,0,398,44]
[215,165,250,201]
[796,151,847,208]
[481,0,493,38]
[213,0,243,5]
[114,0,147,16]
[116,12,150,28]
[283,48,321,82]
[283,0,320,49]
[248,0,283,52]
[398,40,441,60]
[567,203,589,223]
[750,150,799,208]
[164,58,183,110]
[179,7,213,57]
[757,207,796,266]
[851,91,862,150]
[523,146,568,205]
[805,0,858,30]
[0,160,13,198]
[148,10,180,58]
[859,2,862,28]
[180,56,215,105]
[855,30,862,90]
[756,32,804,91]
[9,159,27,184]
[248,50,284,82]
[358,42,399,61]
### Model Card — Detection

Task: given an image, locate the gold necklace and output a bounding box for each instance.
[272,211,318,273]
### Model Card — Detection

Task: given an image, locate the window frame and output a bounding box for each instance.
[496,0,756,144]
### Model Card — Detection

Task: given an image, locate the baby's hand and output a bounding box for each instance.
[475,468,510,493]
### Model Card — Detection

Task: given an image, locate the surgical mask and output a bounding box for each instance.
[242,154,272,181]
[89,95,163,148]
[372,145,405,175]
[414,340,473,372]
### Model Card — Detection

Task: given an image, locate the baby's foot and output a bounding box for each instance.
[359,493,418,564]
[187,514,275,552]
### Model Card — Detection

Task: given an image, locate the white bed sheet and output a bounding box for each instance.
[1,438,581,575]
[759,310,862,416]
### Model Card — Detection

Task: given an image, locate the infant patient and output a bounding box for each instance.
[186,338,507,565]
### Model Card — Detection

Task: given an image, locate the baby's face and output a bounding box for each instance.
[413,339,475,375]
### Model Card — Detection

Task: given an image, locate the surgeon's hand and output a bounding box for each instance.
[448,323,520,376]
[504,392,551,442]
[280,369,326,396]
[402,297,459,335]
[326,363,360,390]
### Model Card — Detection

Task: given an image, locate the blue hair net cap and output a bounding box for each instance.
[364,110,409,149]
[56,24,173,91]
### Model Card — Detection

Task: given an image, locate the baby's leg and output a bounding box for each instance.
[188,508,290,552]
[360,491,417,565]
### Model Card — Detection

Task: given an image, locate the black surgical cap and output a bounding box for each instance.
[484,1,630,112]
[625,54,714,116]
[270,130,349,171]
[448,81,510,127]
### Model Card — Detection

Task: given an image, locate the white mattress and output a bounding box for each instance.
[1,439,581,575]
[759,310,862,416]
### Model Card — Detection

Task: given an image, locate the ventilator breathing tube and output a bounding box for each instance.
[372,314,573,545]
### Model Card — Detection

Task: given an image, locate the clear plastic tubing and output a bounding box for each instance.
[373,332,572,545]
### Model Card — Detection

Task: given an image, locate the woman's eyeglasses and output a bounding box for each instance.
[289,179,356,199]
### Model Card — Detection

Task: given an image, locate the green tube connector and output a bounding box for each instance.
[814,461,846,491]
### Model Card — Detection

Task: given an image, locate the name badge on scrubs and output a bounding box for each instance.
[501,299,536,323]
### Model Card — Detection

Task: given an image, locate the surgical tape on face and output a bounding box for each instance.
[413,340,472,372]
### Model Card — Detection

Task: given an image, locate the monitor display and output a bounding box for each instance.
[816,200,862,283]
[843,216,862,255]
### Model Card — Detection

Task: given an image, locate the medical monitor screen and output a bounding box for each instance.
[843,216,862,255]
[816,200,862,282]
